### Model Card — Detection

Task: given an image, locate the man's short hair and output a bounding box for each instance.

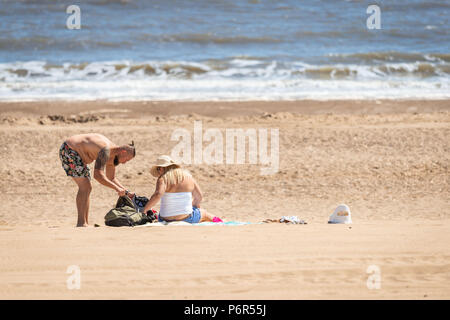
[121,141,136,157]
[130,140,136,157]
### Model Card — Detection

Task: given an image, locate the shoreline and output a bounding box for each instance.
[1,99,449,120]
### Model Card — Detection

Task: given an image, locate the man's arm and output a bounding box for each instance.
[106,164,134,198]
[93,147,124,195]
[105,164,126,189]
[143,177,166,213]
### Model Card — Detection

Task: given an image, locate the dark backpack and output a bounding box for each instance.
[104,195,157,227]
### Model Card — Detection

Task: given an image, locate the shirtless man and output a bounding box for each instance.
[59,133,136,227]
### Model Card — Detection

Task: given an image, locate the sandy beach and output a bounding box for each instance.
[0,99,449,299]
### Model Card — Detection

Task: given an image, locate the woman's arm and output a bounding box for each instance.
[192,179,203,208]
[143,177,166,213]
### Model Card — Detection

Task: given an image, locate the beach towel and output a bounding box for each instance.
[135,221,258,227]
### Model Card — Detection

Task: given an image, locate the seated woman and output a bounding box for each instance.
[143,155,222,224]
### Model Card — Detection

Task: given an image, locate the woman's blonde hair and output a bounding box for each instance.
[161,165,192,187]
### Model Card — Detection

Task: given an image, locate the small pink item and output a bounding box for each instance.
[212,217,223,223]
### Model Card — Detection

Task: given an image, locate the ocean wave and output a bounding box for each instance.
[0,57,449,101]
[137,33,282,44]
[1,57,448,82]
[0,37,133,51]
[1,78,448,101]
[329,52,450,63]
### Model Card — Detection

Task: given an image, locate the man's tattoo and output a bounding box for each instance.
[95,147,110,170]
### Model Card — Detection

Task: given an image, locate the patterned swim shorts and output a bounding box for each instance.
[59,142,91,179]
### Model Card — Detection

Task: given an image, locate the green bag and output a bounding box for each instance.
[104,195,155,227]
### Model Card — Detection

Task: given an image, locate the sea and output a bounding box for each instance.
[0,0,449,101]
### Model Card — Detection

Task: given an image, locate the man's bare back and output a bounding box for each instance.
[65,133,116,165]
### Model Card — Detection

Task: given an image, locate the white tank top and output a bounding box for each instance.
[159,192,193,217]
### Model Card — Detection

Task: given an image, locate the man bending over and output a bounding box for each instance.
[59,133,136,227]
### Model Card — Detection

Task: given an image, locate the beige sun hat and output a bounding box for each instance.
[150,155,180,177]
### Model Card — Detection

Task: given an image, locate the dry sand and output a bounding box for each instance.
[0,99,449,299]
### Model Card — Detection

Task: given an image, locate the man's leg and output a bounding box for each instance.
[72,177,92,227]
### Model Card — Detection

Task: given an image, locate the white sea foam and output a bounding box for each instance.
[0,60,449,101]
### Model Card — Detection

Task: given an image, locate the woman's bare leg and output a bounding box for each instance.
[199,208,217,222]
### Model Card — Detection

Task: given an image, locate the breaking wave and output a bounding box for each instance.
[0,54,449,101]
